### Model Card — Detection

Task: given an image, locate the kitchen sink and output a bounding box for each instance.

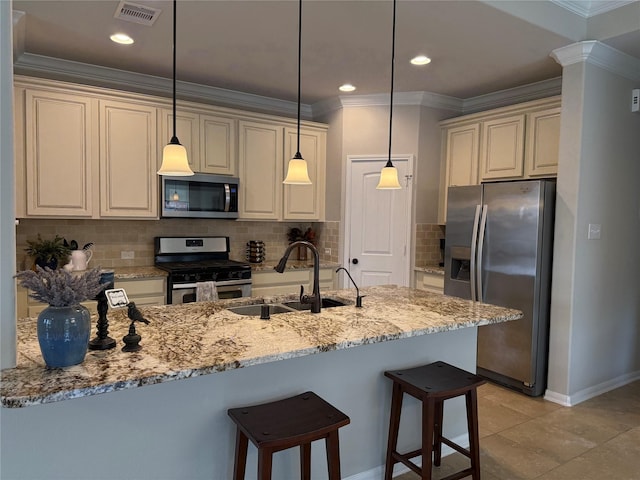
[226,298,349,317]
[226,303,296,316]
[282,298,349,311]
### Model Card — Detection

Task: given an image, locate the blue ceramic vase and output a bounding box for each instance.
[37,305,91,368]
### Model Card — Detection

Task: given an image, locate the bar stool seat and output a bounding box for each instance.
[384,361,486,480]
[228,391,350,480]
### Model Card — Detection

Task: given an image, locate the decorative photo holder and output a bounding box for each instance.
[105,288,129,309]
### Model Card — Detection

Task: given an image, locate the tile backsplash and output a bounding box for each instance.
[415,223,445,267]
[15,219,333,271]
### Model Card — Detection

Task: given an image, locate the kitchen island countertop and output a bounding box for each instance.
[1,285,521,408]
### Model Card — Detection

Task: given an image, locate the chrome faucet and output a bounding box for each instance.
[336,267,364,307]
[275,240,321,313]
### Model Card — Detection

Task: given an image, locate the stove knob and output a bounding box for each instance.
[195,273,201,281]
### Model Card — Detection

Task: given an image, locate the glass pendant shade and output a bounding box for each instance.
[158,138,193,176]
[376,164,402,189]
[283,153,312,184]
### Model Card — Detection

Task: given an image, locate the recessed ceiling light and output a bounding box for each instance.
[110,33,134,45]
[410,55,431,66]
[339,84,356,92]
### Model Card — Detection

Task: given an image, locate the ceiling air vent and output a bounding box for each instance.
[114,1,162,26]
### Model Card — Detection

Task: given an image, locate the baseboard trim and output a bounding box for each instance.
[344,433,469,480]
[545,370,640,406]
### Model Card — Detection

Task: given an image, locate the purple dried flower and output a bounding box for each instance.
[15,266,106,307]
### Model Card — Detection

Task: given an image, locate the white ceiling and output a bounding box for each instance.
[11,0,640,109]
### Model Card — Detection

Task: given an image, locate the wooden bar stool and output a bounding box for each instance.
[383,361,486,480]
[228,391,350,480]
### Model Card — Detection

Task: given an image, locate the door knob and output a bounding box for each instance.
[352,258,359,265]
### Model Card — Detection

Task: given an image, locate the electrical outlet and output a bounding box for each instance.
[324,248,331,255]
[121,251,135,259]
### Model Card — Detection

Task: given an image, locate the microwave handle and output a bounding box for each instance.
[224,184,231,212]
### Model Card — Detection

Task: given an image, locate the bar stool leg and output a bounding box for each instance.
[465,389,481,480]
[421,397,436,480]
[257,448,273,480]
[232,428,248,480]
[384,382,404,480]
[326,430,342,480]
[433,399,444,467]
[300,443,311,480]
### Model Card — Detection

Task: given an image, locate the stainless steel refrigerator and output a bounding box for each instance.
[444,180,555,396]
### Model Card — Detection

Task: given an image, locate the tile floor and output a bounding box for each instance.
[395,380,640,480]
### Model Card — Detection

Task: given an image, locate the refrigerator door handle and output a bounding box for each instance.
[469,204,482,301]
[476,204,488,302]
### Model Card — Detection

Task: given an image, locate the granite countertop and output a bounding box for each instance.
[1,285,522,408]
[250,260,341,271]
[415,265,445,275]
[112,266,168,279]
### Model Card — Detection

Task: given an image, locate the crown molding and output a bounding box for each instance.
[462,77,563,113]
[551,40,640,81]
[550,0,636,17]
[13,53,311,119]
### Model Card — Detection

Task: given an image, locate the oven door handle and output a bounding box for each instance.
[173,279,252,289]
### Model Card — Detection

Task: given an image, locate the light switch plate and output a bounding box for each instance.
[588,223,601,240]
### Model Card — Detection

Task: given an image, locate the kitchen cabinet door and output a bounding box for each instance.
[525,107,560,177]
[200,114,237,175]
[23,89,97,217]
[159,109,237,175]
[238,120,283,220]
[99,99,158,218]
[479,114,525,181]
[439,123,479,223]
[283,127,326,221]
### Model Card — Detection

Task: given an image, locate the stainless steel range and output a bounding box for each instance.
[154,236,252,304]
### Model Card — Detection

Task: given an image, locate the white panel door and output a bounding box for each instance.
[345,156,412,288]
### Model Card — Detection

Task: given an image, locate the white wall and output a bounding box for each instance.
[547,43,640,404]
[1,0,17,369]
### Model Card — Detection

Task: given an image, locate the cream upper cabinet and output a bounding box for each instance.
[238,121,326,221]
[479,114,525,181]
[159,109,237,175]
[22,89,97,217]
[525,107,561,177]
[238,120,283,220]
[283,127,326,221]
[99,99,158,218]
[444,123,479,187]
[438,96,560,223]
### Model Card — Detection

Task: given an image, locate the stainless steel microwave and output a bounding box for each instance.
[161,174,239,219]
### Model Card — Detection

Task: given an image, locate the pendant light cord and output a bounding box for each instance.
[296,0,302,156]
[387,0,396,168]
[172,0,177,140]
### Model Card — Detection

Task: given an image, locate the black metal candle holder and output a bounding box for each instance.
[89,270,117,350]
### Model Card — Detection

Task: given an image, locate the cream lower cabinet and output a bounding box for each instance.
[99,99,158,218]
[239,121,326,221]
[414,270,444,294]
[159,109,237,175]
[251,268,336,297]
[18,277,166,318]
[20,88,97,217]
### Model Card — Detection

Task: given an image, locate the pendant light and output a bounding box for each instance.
[157,0,194,176]
[376,0,402,190]
[283,0,312,185]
